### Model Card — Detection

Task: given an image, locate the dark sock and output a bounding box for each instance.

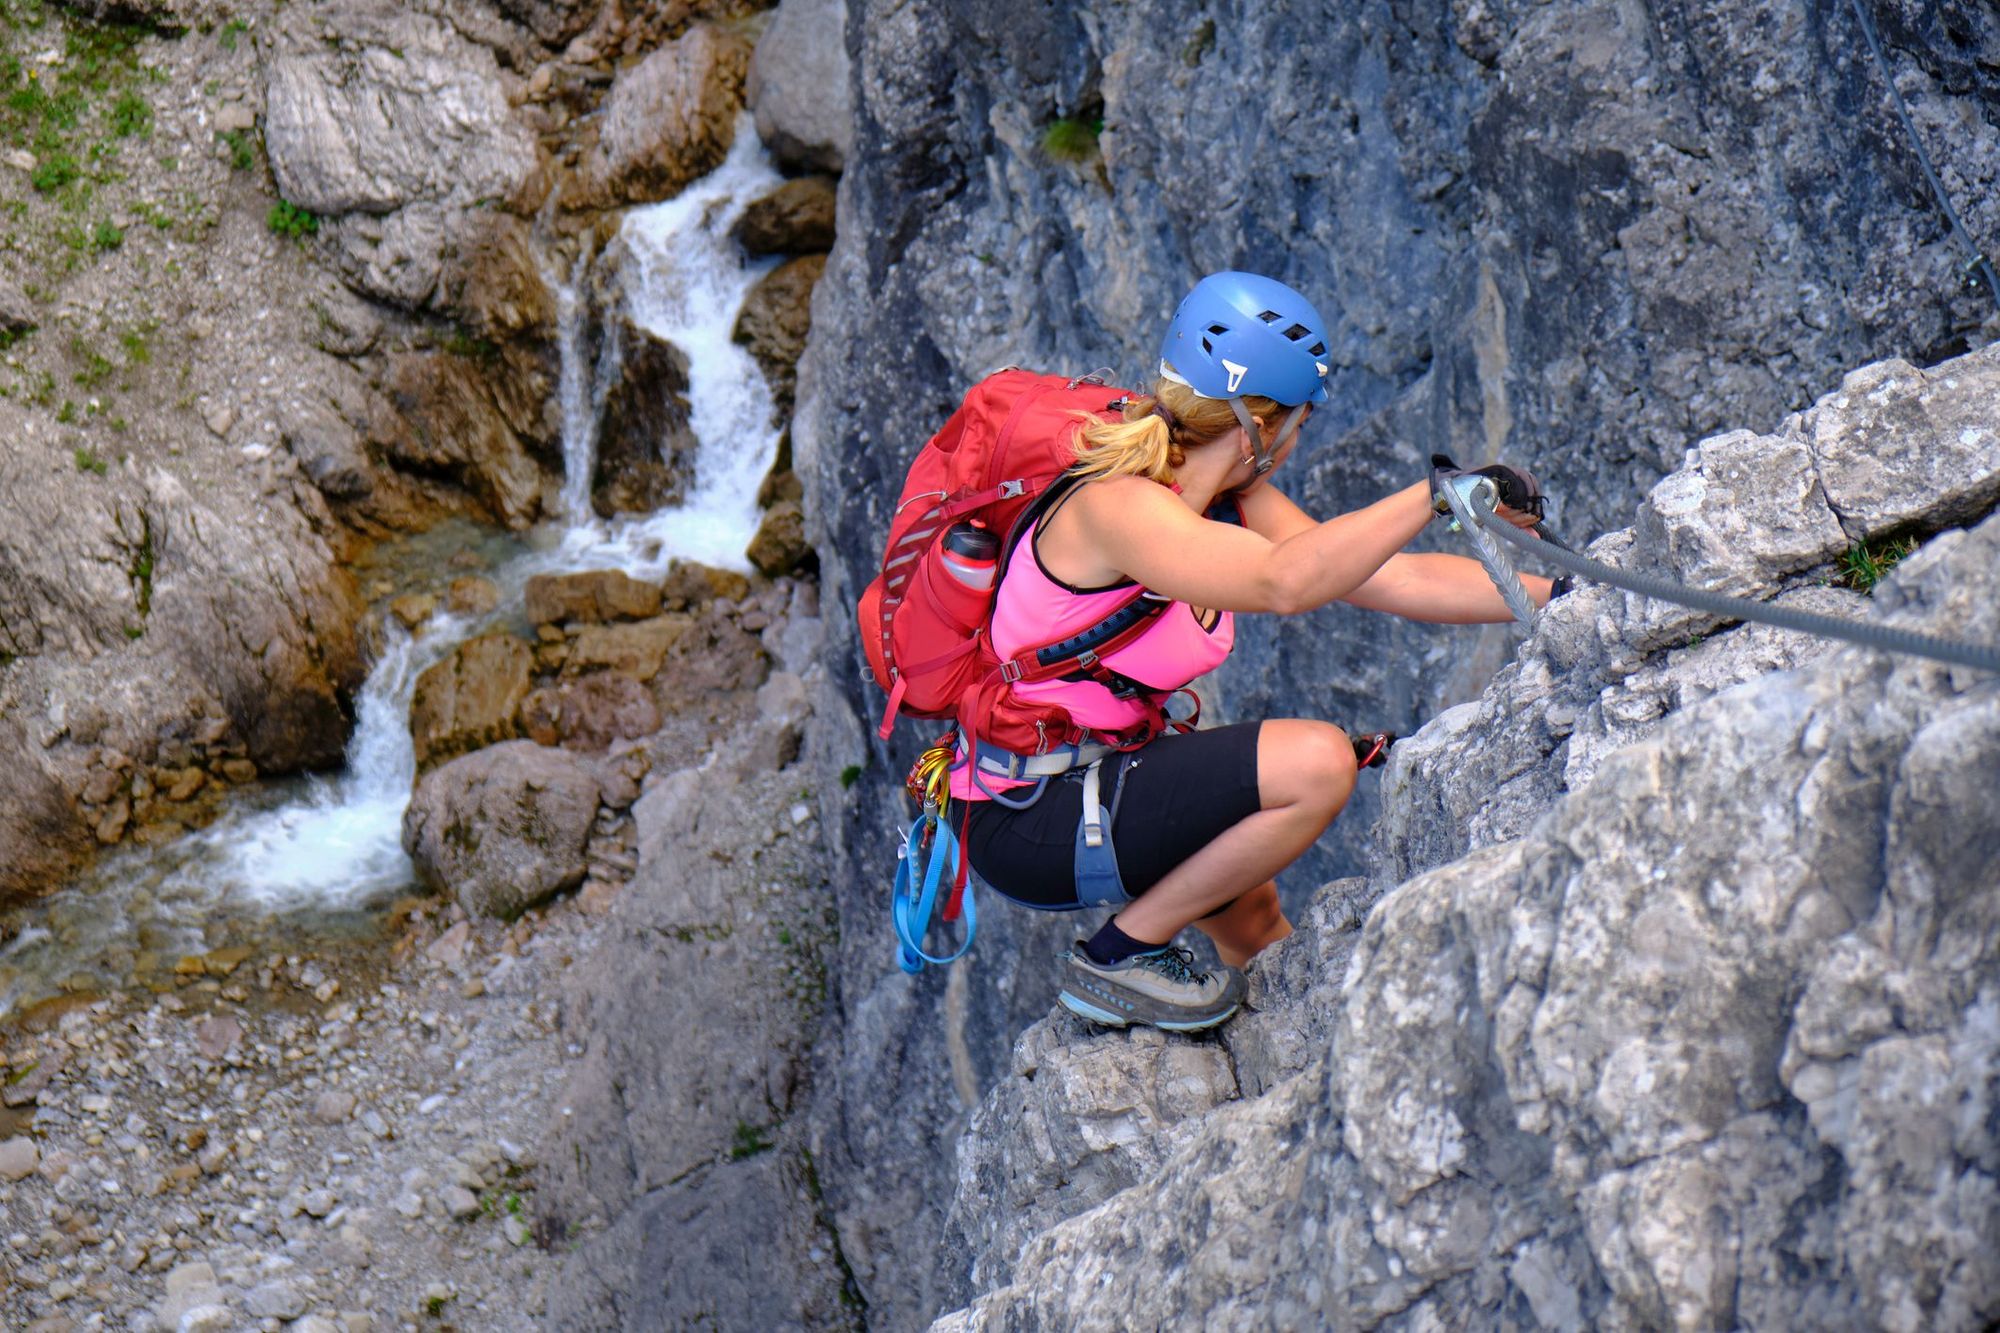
[1082,916,1165,966]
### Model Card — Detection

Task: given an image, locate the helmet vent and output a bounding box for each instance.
[1280,322,1312,342]
[1205,323,1230,336]
[1256,310,1282,323]
[1308,341,1327,356]
[1200,336,1214,354]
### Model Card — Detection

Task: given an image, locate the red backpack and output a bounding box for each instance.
[858,368,1179,757]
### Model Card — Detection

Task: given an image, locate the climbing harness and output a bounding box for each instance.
[1847,0,2000,314]
[891,741,975,974]
[1437,473,2000,674]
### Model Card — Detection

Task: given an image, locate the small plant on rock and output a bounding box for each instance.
[73,446,107,474]
[1840,535,1918,593]
[1041,116,1104,163]
[267,198,319,241]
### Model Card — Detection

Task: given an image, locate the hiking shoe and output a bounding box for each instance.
[1057,943,1246,1032]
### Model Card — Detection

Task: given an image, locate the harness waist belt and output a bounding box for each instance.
[973,739,1116,781]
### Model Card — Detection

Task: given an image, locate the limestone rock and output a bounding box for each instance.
[389,594,438,631]
[733,254,824,420]
[745,500,809,577]
[0,272,35,332]
[0,1134,39,1181]
[563,617,690,683]
[659,559,751,610]
[747,0,853,173]
[581,24,750,207]
[732,176,838,257]
[520,676,661,751]
[594,320,699,516]
[447,576,499,617]
[403,741,600,918]
[264,10,537,217]
[524,570,663,626]
[409,632,532,769]
[380,351,548,528]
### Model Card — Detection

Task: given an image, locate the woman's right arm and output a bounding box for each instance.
[1079,476,1437,615]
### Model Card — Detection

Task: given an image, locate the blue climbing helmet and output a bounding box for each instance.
[1159,271,1331,473]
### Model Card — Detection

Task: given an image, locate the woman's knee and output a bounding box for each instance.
[1257,719,1358,816]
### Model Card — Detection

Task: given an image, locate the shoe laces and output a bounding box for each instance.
[1134,945,1207,986]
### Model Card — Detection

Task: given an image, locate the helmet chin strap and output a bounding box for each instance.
[1228,399,1307,475]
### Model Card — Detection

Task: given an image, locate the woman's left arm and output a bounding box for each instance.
[1238,482,1553,623]
[1342,552,1553,623]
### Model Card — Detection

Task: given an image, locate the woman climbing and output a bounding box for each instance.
[953,271,1556,1031]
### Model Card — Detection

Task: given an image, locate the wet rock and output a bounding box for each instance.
[581,24,751,206]
[562,617,691,683]
[409,632,533,769]
[446,576,500,617]
[747,0,853,173]
[523,570,662,626]
[389,594,438,631]
[659,560,751,611]
[0,1134,40,1180]
[437,211,555,340]
[732,176,838,257]
[520,675,661,751]
[380,352,547,529]
[745,500,810,578]
[593,321,698,516]
[403,741,600,918]
[732,254,824,421]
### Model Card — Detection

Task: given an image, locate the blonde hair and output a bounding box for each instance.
[1069,368,1285,484]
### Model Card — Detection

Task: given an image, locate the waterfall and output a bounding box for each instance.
[0,121,787,1017]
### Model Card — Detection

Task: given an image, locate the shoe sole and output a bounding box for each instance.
[1058,988,1240,1032]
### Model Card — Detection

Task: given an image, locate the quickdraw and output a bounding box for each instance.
[892,739,975,975]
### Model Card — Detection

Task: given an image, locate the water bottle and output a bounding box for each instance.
[939,521,1000,590]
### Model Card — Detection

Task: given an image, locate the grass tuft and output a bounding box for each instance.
[1041,116,1104,163]
[1840,535,1917,593]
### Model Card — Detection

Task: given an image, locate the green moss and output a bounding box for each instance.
[217,18,248,51]
[29,151,77,191]
[838,762,863,790]
[73,445,106,473]
[108,88,147,136]
[218,127,255,171]
[89,217,121,249]
[729,1121,773,1160]
[1041,116,1104,163]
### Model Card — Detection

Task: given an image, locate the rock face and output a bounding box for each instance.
[524,570,664,626]
[791,6,2000,1321]
[581,23,752,207]
[0,412,364,903]
[929,345,2000,1331]
[402,740,600,919]
[748,0,854,173]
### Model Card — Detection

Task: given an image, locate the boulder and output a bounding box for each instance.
[390,594,438,631]
[524,570,663,626]
[403,741,600,918]
[594,320,699,516]
[581,24,751,207]
[745,500,810,577]
[747,0,853,173]
[437,211,556,340]
[733,254,824,420]
[409,632,532,768]
[659,559,752,611]
[520,675,661,751]
[731,176,838,257]
[563,617,690,682]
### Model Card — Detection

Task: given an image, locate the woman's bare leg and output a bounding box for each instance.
[1112,719,1354,956]
[1194,880,1288,968]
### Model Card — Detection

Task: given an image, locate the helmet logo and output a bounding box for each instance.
[1221,358,1248,394]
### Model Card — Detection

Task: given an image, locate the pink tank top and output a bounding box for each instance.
[950,485,1234,801]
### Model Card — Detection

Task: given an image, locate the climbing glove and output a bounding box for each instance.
[1430,454,1546,520]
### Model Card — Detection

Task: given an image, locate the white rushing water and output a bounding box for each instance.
[0,122,786,1016]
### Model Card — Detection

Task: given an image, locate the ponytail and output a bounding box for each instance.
[1069,368,1286,484]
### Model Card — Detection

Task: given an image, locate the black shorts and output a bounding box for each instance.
[963,721,1265,911]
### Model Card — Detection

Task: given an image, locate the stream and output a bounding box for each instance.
[0,123,786,1022]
